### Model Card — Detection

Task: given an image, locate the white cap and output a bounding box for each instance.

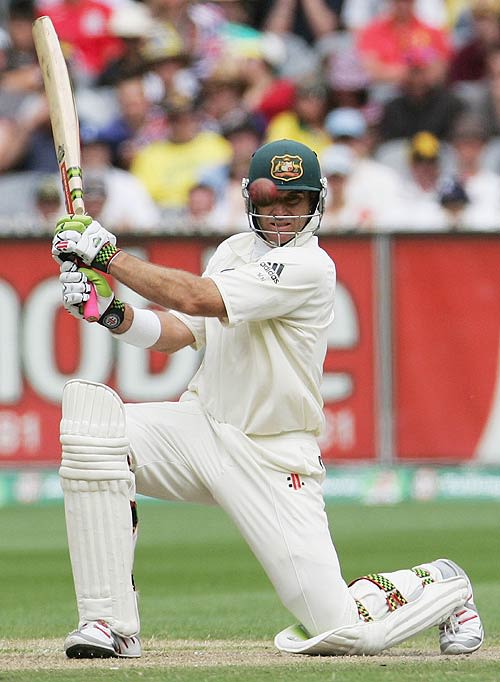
[109,1,155,38]
[321,144,354,177]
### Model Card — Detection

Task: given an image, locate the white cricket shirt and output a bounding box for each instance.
[173,233,336,437]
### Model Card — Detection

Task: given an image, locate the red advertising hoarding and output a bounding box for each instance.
[0,237,377,466]
[393,235,500,462]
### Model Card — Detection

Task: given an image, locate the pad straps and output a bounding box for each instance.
[351,568,434,622]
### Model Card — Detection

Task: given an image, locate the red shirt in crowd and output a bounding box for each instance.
[357,13,451,68]
[37,0,124,78]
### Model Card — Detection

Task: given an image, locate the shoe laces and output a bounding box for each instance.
[441,600,479,637]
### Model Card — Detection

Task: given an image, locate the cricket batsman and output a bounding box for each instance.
[52,139,483,658]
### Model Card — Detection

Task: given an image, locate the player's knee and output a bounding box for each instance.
[59,379,131,482]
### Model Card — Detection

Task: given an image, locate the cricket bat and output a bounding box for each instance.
[32,15,99,321]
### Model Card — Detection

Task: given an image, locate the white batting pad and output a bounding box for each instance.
[60,380,139,636]
[275,576,468,655]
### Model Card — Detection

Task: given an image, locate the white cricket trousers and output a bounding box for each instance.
[125,395,360,635]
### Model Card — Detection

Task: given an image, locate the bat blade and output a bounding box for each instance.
[33,16,84,216]
[33,16,99,322]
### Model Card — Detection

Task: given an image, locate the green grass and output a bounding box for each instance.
[1,500,499,680]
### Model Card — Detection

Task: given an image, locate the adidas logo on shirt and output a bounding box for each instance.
[259,262,285,283]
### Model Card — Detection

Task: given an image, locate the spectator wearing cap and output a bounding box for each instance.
[197,63,255,134]
[97,0,157,87]
[388,131,450,230]
[130,98,232,213]
[320,143,381,231]
[324,107,403,218]
[80,125,161,231]
[437,175,499,230]
[139,23,198,105]
[448,113,500,214]
[356,0,452,89]
[378,44,466,142]
[265,80,332,155]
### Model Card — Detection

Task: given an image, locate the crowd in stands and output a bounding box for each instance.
[1,0,500,234]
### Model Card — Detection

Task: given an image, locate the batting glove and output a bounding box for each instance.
[53,214,120,272]
[60,262,126,329]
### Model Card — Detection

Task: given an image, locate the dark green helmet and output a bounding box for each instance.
[243,139,327,245]
[248,139,324,191]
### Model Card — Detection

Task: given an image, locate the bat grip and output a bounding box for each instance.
[83,285,99,322]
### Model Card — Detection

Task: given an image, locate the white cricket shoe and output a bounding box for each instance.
[64,620,141,658]
[433,559,484,655]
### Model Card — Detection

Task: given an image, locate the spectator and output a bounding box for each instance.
[98,0,157,87]
[342,0,448,31]
[252,0,340,45]
[130,97,232,212]
[471,45,500,138]
[320,143,379,231]
[437,175,499,230]
[139,23,197,104]
[95,77,169,170]
[265,81,332,155]
[197,63,252,134]
[383,131,446,230]
[169,182,226,234]
[0,0,56,173]
[36,0,125,85]
[356,0,452,88]
[80,125,162,232]
[216,114,264,233]
[448,113,500,212]
[34,173,63,226]
[324,106,404,219]
[378,46,465,141]
[238,36,296,126]
[448,0,500,85]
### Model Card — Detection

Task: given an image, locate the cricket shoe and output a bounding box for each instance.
[64,620,141,658]
[433,559,484,655]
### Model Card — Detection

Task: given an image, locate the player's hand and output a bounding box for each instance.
[59,261,89,319]
[52,214,93,265]
[60,262,125,328]
[53,214,119,272]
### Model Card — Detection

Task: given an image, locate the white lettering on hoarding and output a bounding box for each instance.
[0,280,21,403]
[322,282,359,402]
[0,411,41,455]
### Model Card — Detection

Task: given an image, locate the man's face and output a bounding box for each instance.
[255,190,313,245]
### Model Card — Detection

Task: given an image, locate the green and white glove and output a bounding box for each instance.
[52,214,120,272]
[60,262,126,329]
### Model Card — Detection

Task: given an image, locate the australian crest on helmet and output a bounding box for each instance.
[270,154,304,182]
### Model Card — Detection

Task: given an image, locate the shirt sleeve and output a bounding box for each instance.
[209,251,334,326]
[168,310,206,350]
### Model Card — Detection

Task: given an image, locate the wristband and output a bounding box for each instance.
[112,306,161,348]
[93,243,121,273]
[99,299,126,330]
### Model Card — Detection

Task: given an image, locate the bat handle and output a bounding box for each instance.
[71,207,99,322]
[83,285,99,322]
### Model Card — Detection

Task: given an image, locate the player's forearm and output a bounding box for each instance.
[109,250,226,318]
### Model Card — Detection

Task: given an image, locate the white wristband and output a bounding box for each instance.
[112,307,161,348]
